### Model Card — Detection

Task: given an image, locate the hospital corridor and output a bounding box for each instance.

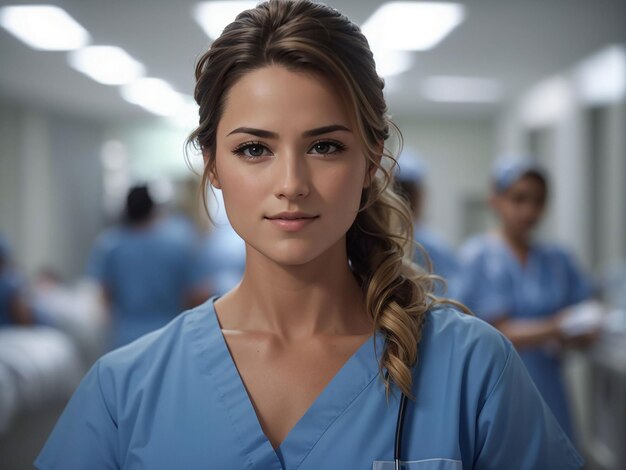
[0,1,625,469]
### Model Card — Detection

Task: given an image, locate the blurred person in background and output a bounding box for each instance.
[194,189,246,296]
[394,151,459,289]
[86,184,209,349]
[453,156,599,441]
[0,234,33,326]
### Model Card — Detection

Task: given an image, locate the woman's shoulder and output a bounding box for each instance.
[420,308,584,468]
[421,304,513,372]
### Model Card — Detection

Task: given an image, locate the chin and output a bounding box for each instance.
[253,237,342,267]
[257,241,320,265]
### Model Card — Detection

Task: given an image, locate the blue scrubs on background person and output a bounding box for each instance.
[35,297,583,469]
[0,235,33,326]
[0,266,25,326]
[394,151,459,286]
[195,226,246,295]
[86,185,201,349]
[413,226,459,283]
[192,189,246,296]
[453,157,593,440]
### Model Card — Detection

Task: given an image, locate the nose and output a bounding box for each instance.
[273,151,310,200]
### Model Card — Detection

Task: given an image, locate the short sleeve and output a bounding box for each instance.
[452,248,513,322]
[35,361,119,470]
[473,345,584,469]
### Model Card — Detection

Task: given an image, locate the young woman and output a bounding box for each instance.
[37,2,583,468]
[453,157,596,442]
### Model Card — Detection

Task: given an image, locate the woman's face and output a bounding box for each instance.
[492,174,547,238]
[210,65,372,266]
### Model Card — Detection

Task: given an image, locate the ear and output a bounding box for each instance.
[203,151,221,189]
[209,171,221,189]
[363,141,384,188]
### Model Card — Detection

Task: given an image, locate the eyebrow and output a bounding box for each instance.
[227,124,352,139]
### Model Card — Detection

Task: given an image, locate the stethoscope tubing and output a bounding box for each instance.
[394,391,408,470]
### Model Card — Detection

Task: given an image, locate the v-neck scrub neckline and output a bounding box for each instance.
[195,297,386,469]
[36,296,585,469]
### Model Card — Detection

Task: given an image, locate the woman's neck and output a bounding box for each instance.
[216,239,372,341]
[497,228,532,264]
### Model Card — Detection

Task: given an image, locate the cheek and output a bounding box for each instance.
[214,157,265,226]
[318,166,366,218]
[223,178,264,219]
[530,203,546,218]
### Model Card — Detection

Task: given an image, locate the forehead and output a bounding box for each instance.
[504,174,547,195]
[217,65,352,134]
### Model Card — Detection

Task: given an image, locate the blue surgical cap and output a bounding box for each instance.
[395,149,427,185]
[492,156,547,193]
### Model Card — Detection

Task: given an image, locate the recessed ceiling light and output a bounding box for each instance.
[520,77,570,126]
[0,5,89,51]
[121,78,185,116]
[68,46,145,85]
[421,76,502,103]
[575,45,626,105]
[371,47,414,78]
[193,1,257,40]
[362,2,465,52]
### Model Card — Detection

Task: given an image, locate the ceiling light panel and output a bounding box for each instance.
[421,76,502,103]
[0,5,89,51]
[193,1,257,39]
[575,45,626,105]
[362,2,465,52]
[68,46,145,85]
[371,48,415,78]
[121,78,186,116]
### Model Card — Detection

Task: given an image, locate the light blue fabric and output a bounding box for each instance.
[395,150,427,185]
[491,156,547,193]
[414,225,459,288]
[86,216,200,348]
[36,297,582,469]
[452,234,592,439]
[193,225,246,296]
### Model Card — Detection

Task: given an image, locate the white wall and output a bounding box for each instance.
[0,101,105,279]
[395,114,497,246]
[104,119,199,183]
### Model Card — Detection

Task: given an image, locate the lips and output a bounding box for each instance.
[264,212,319,232]
[266,211,317,220]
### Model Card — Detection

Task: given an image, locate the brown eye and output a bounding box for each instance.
[246,145,265,157]
[232,142,271,159]
[308,140,345,155]
[313,142,332,153]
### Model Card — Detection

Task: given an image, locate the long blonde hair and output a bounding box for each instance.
[186,0,465,399]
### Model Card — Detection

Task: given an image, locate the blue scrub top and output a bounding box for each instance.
[36,297,582,469]
[86,216,200,348]
[452,233,592,439]
[0,268,24,326]
[414,225,459,293]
